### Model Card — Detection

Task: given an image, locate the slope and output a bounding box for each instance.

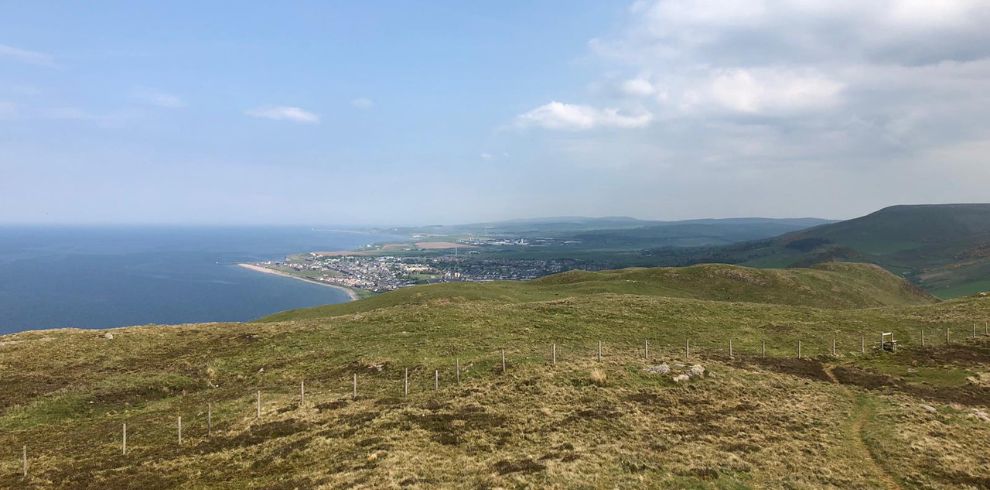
[0,272,987,488]
[260,262,934,323]
[645,204,990,298]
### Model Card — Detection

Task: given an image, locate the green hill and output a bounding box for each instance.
[646,204,990,298]
[261,262,934,322]
[3,264,987,488]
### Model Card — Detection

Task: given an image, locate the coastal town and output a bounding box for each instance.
[250,251,591,294]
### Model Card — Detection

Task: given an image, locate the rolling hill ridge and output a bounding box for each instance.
[645,204,990,298]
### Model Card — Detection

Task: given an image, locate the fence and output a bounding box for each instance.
[9,323,989,480]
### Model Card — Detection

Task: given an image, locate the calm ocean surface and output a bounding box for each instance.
[0,226,397,334]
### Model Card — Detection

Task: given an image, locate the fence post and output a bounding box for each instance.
[645,340,649,359]
[832,338,836,357]
[685,339,690,358]
[729,339,733,358]
[300,380,305,406]
[353,374,358,400]
[974,323,978,338]
[404,368,409,397]
[178,416,183,445]
[208,403,212,437]
[946,328,950,345]
[797,340,802,359]
[921,329,925,347]
[456,359,461,384]
[434,370,439,391]
[122,423,127,455]
[552,343,557,366]
[22,445,27,478]
[597,341,602,362]
[501,350,506,373]
[861,335,865,354]
[256,391,261,418]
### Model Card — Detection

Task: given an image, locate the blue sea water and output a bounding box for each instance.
[0,226,396,333]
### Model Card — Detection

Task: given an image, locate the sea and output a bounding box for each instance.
[0,226,398,334]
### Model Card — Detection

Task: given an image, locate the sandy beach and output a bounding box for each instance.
[238,263,360,301]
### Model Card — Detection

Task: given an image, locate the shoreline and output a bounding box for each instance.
[237,263,360,301]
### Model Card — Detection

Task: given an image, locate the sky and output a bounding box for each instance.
[2,1,989,225]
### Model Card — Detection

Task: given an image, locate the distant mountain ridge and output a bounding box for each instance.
[384,216,834,247]
[646,204,990,298]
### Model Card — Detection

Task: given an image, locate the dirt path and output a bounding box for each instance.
[823,364,902,490]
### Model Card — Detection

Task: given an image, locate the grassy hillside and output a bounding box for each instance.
[261,262,934,322]
[1,265,988,488]
[645,204,990,298]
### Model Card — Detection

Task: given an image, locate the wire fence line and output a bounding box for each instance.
[7,324,989,480]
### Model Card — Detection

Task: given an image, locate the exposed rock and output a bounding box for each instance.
[972,409,990,423]
[921,404,937,414]
[688,364,705,378]
[673,374,690,383]
[103,332,114,340]
[645,363,671,375]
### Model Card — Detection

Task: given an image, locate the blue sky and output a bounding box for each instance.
[3,1,990,225]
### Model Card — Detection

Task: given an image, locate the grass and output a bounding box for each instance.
[0,263,988,488]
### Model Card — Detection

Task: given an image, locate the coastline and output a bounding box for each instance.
[237,263,360,301]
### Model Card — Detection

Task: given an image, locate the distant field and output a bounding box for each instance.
[414,241,472,250]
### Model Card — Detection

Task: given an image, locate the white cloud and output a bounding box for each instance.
[0,44,55,67]
[620,77,655,97]
[351,97,374,109]
[245,105,320,124]
[480,153,494,160]
[133,89,185,109]
[516,101,653,131]
[703,68,844,114]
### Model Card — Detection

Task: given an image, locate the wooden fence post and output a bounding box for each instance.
[861,335,865,354]
[300,380,305,406]
[434,370,439,391]
[797,340,802,359]
[208,404,212,437]
[729,339,733,358]
[974,323,978,338]
[685,339,690,358]
[597,341,602,362]
[832,338,836,357]
[178,416,183,445]
[921,329,925,347]
[552,343,557,366]
[256,391,261,418]
[456,359,461,384]
[501,350,506,373]
[644,340,649,359]
[404,368,409,397]
[22,445,27,478]
[122,423,127,455]
[353,374,358,400]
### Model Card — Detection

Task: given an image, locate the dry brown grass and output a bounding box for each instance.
[0,287,988,487]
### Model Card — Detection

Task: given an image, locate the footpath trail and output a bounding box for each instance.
[823,364,902,490]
